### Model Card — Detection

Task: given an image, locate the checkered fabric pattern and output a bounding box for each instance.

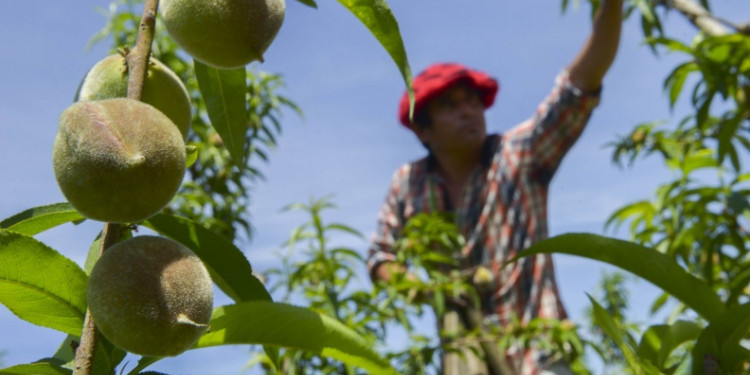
[368,70,601,375]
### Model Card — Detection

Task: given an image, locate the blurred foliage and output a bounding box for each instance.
[90,0,301,242]
[582,272,639,374]
[603,6,750,317]
[562,0,750,373]
[252,200,589,374]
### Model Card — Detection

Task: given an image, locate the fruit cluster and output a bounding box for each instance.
[52,0,285,357]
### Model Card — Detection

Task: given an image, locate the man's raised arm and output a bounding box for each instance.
[568,0,624,92]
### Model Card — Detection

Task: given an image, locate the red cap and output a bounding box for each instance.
[398,63,499,128]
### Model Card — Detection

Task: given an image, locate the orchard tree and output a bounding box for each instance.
[0,0,413,374]
[520,0,750,373]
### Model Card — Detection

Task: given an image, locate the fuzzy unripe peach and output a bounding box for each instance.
[75,54,192,140]
[52,98,186,223]
[160,0,286,68]
[471,266,495,292]
[87,235,214,357]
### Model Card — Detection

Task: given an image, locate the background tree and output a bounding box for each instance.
[524,0,750,373]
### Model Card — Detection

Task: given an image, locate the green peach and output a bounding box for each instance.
[53,98,186,223]
[87,235,214,357]
[160,0,285,68]
[75,54,191,140]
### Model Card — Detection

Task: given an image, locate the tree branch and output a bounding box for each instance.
[127,0,160,100]
[72,0,160,374]
[665,0,730,36]
[73,224,123,375]
[462,304,517,375]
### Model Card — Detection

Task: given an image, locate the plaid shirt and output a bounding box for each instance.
[367,71,600,374]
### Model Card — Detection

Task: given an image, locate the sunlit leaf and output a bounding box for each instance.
[636,320,702,371]
[142,213,271,303]
[663,61,697,109]
[691,303,750,374]
[185,144,199,168]
[681,149,717,174]
[0,361,70,375]
[53,334,126,375]
[194,61,248,165]
[325,223,365,239]
[509,233,725,322]
[335,0,413,120]
[648,37,692,54]
[588,295,648,375]
[194,301,397,375]
[0,230,87,336]
[294,0,317,8]
[0,203,84,236]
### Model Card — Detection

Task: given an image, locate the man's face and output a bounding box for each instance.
[416,83,487,155]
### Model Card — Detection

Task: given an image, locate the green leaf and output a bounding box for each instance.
[185,144,199,168]
[294,0,317,7]
[681,149,717,175]
[588,295,647,375]
[0,230,88,336]
[142,213,271,303]
[648,37,692,54]
[53,334,126,375]
[663,61,697,109]
[0,361,71,375]
[125,357,161,375]
[0,203,84,236]
[335,0,413,120]
[605,200,654,232]
[509,233,725,322]
[194,61,248,165]
[692,303,750,373]
[325,223,365,239]
[194,301,397,375]
[636,320,702,371]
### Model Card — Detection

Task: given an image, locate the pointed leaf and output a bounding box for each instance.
[637,320,702,370]
[53,334,126,375]
[126,357,160,375]
[0,361,70,375]
[194,61,248,164]
[0,203,83,236]
[663,62,696,109]
[142,214,271,303]
[335,0,413,119]
[0,230,87,336]
[691,303,750,373]
[294,0,317,7]
[185,144,199,168]
[509,233,725,322]
[324,223,365,239]
[194,301,397,375]
[588,295,647,375]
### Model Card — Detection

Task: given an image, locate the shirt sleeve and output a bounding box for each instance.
[502,70,601,183]
[366,167,406,279]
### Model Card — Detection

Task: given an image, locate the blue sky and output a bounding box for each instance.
[1,0,749,374]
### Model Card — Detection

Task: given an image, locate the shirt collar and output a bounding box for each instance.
[426,133,500,172]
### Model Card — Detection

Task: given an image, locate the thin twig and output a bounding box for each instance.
[127,0,160,100]
[72,0,160,374]
[73,224,123,375]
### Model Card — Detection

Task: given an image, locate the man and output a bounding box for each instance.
[366,1,624,374]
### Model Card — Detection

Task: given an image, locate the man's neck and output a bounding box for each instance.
[431,145,482,184]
